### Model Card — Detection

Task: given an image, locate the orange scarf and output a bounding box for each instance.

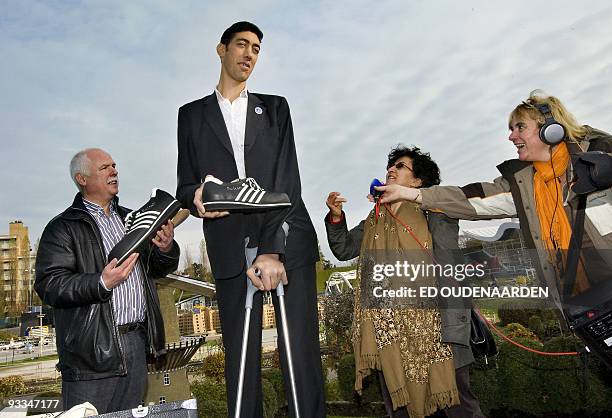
[533,142,588,294]
[533,142,571,251]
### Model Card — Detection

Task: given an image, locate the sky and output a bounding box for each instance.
[2,0,612,268]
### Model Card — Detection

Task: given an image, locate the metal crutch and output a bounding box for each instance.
[234,278,259,418]
[275,281,301,418]
[235,242,259,418]
[236,239,300,418]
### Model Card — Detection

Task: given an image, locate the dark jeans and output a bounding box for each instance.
[216,263,326,418]
[62,328,148,414]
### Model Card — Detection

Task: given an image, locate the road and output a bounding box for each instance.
[0,344,57,364]
[0,328,281,381]
[0,344,59,380]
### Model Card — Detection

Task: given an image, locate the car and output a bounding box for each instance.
[11,340,25,349]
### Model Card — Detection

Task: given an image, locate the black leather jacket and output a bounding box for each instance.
[35,194,179,381]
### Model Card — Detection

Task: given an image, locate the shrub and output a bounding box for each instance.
[516,275,528,285]
[261,378,278,418]
[321,292,354,363]
[540,336,612,414]
[470,366,499,415]
[199,351,225,382]
[527,315,544,338]
[337,353,356,401]
[261,367,285,407]
[191,376,227,418]
[543,319,562,339]
[271,348,281,369]
[473,329,612,416]
[190,374,281,418]
[497,300,557,327]
[496,334,545,415]
[503,322,539,340]
[0,330,14,341]
[335,352,382,404]
[0,375,26,401]
[325,377,342,401]
[360,373,382,404]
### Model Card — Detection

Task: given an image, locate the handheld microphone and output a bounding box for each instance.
[370,178,384,201]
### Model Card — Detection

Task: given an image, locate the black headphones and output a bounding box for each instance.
[533,103,566,146]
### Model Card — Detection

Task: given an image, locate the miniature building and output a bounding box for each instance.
[145,283,208,405]
[262,303,276,329]
[177,306,222,336]
[177,310,195,335]
[144,337,205,405]
[461,220,534,275]
[0,221,36,317]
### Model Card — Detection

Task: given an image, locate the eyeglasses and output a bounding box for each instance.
[387,161,413,172]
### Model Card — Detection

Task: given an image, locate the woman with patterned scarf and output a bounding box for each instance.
[376,90,612,317]
[325,146,463,417]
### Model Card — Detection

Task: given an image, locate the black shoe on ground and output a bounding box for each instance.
[202,175,291,212]
[108,188,182,265]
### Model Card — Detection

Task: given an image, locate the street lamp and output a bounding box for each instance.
[37,313,44,358]
[24,268,32,310]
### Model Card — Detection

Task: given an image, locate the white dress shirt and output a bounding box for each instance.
[215,87,248,179]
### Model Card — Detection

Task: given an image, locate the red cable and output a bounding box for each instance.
[382,202,580,357]
[383,203,437,262]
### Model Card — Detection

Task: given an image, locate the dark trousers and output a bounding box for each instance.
[444,366,486,418]
[380,366,485,418]
[215,263,326,418]
[62,328,147,414]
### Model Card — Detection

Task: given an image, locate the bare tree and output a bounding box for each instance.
[199,239,211,272]
[182,246,194,272]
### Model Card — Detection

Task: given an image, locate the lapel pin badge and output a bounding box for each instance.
[254,106,263,115]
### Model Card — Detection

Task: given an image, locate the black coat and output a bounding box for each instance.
[176,92,318,278]
[35,194,179,381]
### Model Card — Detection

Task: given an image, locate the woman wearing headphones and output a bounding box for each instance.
[376,91,612,310]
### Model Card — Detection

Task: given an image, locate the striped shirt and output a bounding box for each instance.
[83,198,146,325]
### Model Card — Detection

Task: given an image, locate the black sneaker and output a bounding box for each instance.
[108,188,182,265]
[202,175,291,211]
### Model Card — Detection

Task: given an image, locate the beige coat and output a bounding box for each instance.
[420,127,612,311]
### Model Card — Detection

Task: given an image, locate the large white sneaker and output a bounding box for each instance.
[202,175,291,212]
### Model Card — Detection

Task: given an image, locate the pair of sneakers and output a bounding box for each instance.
[108,176,290,265]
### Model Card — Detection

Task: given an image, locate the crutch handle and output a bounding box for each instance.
[276,282,285,296]
[245,276,259,309]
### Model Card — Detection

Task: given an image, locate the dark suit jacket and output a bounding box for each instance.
[176,92,318,279]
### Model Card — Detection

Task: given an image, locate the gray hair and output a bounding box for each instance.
[69,149,94,192]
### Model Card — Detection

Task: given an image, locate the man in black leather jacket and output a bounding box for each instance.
[35,148,179,413]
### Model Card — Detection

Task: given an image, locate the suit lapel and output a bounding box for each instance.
[244,93,267,155]
[201,93,234,157]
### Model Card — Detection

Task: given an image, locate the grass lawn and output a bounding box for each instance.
[0,353,58,368]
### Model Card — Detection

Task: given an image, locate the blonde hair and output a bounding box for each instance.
[508,90,589,143]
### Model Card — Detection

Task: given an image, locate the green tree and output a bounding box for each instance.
[317,243,334,271]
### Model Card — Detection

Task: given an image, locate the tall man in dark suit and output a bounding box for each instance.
[176,22,325,417]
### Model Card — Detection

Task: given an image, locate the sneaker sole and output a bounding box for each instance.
[113,200,182,265]
[203,201,291,212]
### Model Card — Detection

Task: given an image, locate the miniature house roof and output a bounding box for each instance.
[157,273,216,296]
[461,220,521,242]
